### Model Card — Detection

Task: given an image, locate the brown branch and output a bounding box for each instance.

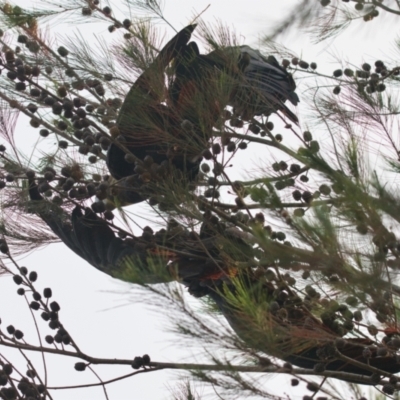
[371,0,400,15]
[0,336,384,385]
[46,367,164,390]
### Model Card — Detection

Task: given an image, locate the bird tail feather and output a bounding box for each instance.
[280,104,299,125]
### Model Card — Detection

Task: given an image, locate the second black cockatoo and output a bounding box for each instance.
[28,178,400,385]
[28,177,235,285]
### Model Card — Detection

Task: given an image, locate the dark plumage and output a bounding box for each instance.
[230,46,299,123]
[168,41,226,140]
[207,281,400,384]
[29,180,399,383]
[107,24,202,204]
[107,27,300,205]
[29,179,149,277]
[28,177,234,284]
[170,44,300,126]
[286,338,400,380]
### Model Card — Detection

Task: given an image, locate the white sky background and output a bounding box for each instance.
[0,0,399,399]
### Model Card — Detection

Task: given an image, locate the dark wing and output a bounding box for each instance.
[28,179,88,262]
[106,25,201,205]
[117,23,197,140]
[169,42,229,141]
[231,46,299,124]
[107,24,197,182]
[28,179,168,282]
[28,179,232,285]
[169,41,201,107]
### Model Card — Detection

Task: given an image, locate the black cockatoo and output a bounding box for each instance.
[107,26,300,205]
[28,179,400,385]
